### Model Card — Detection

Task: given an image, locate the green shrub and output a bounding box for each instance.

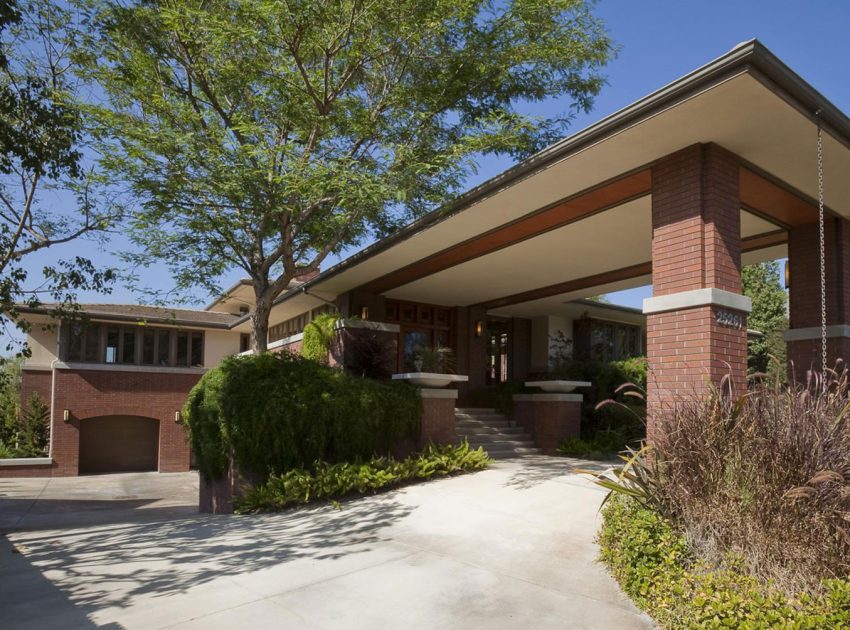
[599,496,850,629]
[16,392,49,457]
[557,431,626,459]
[301,313,340,362]
[236,441,490,513]
[549,356,647,441]
[183,352,421,481]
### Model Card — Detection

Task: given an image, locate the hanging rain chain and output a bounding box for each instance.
[816,110,827,373]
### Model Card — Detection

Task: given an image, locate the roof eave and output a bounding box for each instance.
[14,306,236,330]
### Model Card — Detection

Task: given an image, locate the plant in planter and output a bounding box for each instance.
[414,345,456,373]
[301,313,340,362]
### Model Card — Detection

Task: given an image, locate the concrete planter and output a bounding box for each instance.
[392,372,469,388]
[525,380,591,393]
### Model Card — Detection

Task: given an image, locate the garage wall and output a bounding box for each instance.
[50,368,201,476]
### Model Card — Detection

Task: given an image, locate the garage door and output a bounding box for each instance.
[79,416,160,474]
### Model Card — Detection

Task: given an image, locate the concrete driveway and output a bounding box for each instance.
[0,458,652,629]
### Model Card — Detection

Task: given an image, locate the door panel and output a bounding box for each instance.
[79,415,159,474]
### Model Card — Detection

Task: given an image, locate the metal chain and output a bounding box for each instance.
[817,113,827,373]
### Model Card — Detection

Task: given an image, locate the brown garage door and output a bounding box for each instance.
[79,416,160,474]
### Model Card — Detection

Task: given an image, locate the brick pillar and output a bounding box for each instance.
[786,216,850,378]
[644,144,750,443]
[419,389,458,447]
[512,393,581,455]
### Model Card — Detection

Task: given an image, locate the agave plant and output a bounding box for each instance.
[581,443,673,519]
[414,345,456,373]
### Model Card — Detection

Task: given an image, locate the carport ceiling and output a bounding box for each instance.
[384,201,781,308]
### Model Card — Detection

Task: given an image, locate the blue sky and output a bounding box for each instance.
[18,0,850,314]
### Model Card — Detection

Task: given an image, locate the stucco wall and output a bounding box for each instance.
[203,329,241,368]
[25,325,58,368]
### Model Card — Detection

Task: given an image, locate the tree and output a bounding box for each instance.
[0,0,117,355]
[742,261,788,375]
[82,0,614,352]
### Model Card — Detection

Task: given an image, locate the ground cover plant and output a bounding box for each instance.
[599,495,850,629]
[236,441,490,513]
[592,367,850,627]
[183,351,421,482]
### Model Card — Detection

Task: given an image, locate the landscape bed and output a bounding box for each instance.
[236,441,490,513]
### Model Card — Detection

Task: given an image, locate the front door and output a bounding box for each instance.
[486,320,510,384]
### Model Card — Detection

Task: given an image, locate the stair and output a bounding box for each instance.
[455,407,542,459]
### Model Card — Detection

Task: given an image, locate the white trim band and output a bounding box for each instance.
[513,393,583,403]
[22,363,54,372]
[643,288,752,315]
[54,362,206,375]
[267,332,304,350]
[0,457,52,467]
[419,388,459,400]
[784,325,850,342]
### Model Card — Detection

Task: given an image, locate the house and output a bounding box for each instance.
[4,40,850,477]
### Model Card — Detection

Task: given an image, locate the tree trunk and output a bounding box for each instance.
[251,287,274,354]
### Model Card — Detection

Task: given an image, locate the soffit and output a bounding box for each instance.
[303,72,846,302]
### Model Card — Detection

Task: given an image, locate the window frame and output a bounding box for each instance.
[62,321,205,368]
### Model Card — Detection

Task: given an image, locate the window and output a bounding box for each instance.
[386,299,454,372]
[573,317,642,362]
[64,322,204,367]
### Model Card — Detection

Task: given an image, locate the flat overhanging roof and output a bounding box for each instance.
[261,39,849,323]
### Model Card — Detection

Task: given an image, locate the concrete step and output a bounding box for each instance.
[455,407,500,414]
[455,419,513,430]
[455,411,507,422]
[478,446,543,459]
[455,424,526,436]
[458,433,533,444]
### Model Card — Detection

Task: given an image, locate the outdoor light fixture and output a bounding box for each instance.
[474,320,484,337]
[785,260,790,289]
[360,306,369,320]
[174,411,181,423]
[63,409,70,423]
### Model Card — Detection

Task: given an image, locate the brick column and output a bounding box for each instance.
[512,393,581,455]
[786,217,850,378]
[645,144,750,443]
[419,389,458,447]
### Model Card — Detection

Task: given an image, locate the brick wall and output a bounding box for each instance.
[419,396,456,447]
[788,217,850,329]
[20,369,52,416]
[647,144,747,443]
[48,369,200,476]
[513,398,581,455]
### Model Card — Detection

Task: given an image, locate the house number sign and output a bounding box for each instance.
[715,309,745,330]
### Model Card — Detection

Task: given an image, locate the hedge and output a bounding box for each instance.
[236,441,490,513]
[183,352,421,481]
[599,496,850,629]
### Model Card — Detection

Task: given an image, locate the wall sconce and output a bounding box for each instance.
[474,320,484,338]
[174,411,181,423]
[359,306,369,320]
[784,260,790,289]
[63,409,70,423]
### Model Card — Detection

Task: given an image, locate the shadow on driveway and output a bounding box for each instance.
[3,490,413,626]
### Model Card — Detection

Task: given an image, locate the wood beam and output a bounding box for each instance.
[740,167,818,228]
